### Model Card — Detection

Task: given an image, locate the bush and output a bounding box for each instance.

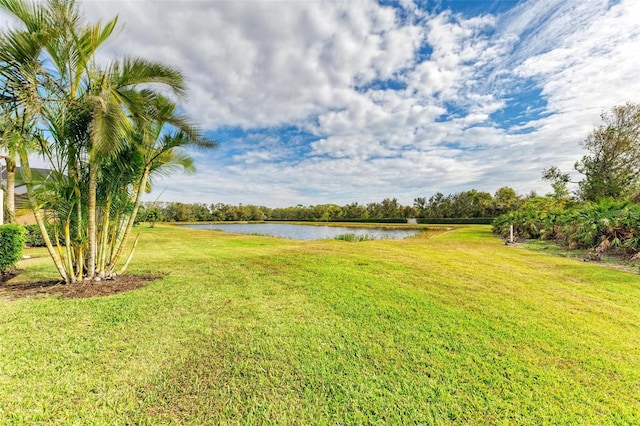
[492,197,570,241]
[0,224,27,274]
[492,197,640,254]
[24,224,47,247]
[23,224,65,247]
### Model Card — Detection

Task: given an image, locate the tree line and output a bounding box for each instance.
[138,186,524,224]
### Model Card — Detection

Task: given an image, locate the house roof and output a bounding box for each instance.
[1,166,53,195]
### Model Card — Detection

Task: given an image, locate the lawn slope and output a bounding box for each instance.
[1,225,639,424]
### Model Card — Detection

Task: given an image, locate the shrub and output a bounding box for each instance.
[24,224,47,247]
[0,224,27,274]
[493,197,640,255]
[23,224,66,247]
[492,197,570,241]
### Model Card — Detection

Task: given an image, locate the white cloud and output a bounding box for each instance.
[83,0,425,130]
[3,0,638,206]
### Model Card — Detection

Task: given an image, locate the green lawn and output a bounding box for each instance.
[1,225,639,424]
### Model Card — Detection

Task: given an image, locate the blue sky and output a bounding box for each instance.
[7,0,640,207]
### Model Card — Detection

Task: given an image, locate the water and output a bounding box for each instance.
[181,223,421,241]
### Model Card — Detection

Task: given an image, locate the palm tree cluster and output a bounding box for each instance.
[0,0,215,283]
[492,198,640,255]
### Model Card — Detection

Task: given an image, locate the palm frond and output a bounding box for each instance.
[109,57,186,98]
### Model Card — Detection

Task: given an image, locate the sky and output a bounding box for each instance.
[7,0,640,207]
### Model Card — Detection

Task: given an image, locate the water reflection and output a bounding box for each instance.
[181,223,421,241]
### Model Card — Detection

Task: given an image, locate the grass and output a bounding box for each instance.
[1,225,639,424]
[333,232,374,241]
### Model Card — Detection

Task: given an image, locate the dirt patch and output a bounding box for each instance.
[0,272,161,300]
[505,240,640,274]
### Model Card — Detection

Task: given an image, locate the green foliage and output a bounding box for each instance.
[0,0,215,282]
[418,217,494,225]
[542,166,572,199]
[23,224,45,247]
[542,103,640,203]
[575,103,640,201]
[493,197,640,254]
[145,208,163,228]
[333,233,373,242]
[23,224,64,247]
[328,218,407,224]
[0,224,26,273]
[492,197,568,240]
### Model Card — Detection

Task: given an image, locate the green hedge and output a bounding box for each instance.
[267,218,494,224]
[24,224,65,247]
[329,218,408,224]
[0,224,26,274]
[24,224,47,247]
[418,218,494,225]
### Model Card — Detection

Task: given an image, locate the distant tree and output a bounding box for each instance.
[451,191,473,217]
[163,203,194,222]
[413,197,427,218]
[312,204,343,221]
[366,202,383,219]
[575,103,640,201]
[191,203,212,221]
[342,202,368,220]
[493,186,521,216]
[454,190,492,217]
[246,205,267,221]
[542,166,572,200]
[146,208,163,228]
[426,192,448,218]
[209,203,225,221]
[525,190,539,200]
[380,198,401,218]
[401,205,418,219]
[474,191,494,217]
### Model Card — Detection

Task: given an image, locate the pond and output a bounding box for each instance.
[181,223,422,241]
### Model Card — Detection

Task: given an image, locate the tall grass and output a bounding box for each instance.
[1,225,639,424]
[333,233,374,241]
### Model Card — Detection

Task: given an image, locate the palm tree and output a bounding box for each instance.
[0,103,44,223]
[0,0,214,283]
[104,95,216,276]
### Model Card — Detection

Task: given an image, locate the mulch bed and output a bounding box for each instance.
[0,271,161,300]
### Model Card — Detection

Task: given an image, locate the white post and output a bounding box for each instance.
[509,224,513,243]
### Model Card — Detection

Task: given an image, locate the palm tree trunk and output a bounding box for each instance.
[19,152,70,283]
[107,207,122,265]
[63,216,75,281]
[87,165,97,280]
[118,231,140,275]
[107,167,149,274]
[96,192,112,278]
[5,158,16,223]
[71,163,84,281]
